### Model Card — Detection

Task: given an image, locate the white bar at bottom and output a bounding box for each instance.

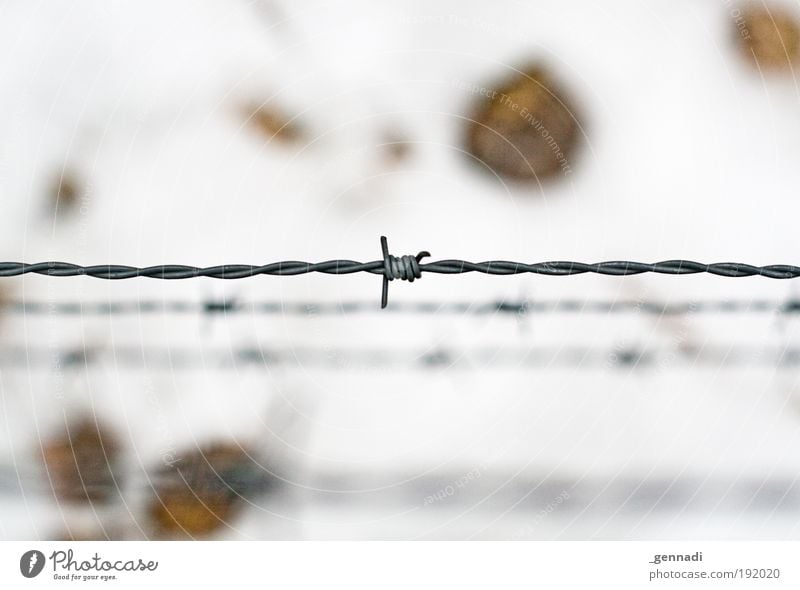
[0,541,796,589]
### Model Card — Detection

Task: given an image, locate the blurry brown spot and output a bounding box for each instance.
[244,103,302,143]
[464,63,581,182]
[149,442,265,538]
[51,171,81,214]
[381,133,411,164]
[737,5,800,71]
[41,417,122,504]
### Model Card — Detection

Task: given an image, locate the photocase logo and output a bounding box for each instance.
[20,550,45,578]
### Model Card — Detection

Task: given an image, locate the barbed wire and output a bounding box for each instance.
[0,468,795,519]
[3,298,800,316]
[3,237,800,308]
[3,344,800,370]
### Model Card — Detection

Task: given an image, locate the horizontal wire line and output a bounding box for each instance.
[5,238,799,307]
[3,345,800,370]
[2,260,800,279]
[0,471,796,515]
[2,299,800,316]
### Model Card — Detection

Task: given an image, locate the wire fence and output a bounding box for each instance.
[1,468,796,519]
[3,298,800,316]
[3,236,800,307]
[3,344,800,370]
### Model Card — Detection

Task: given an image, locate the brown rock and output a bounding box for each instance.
[737,5,800,71]
[41,417,122,504]
[464,64,581,182]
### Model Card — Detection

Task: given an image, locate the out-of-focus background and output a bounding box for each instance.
[2,0,800,540]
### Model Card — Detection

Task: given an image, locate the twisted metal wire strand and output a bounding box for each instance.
[2,236,800,308]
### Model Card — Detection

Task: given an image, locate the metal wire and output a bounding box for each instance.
[3,236,800,308]
[3,298,800,316]
[3,344,800,370]
[1,468,796,519]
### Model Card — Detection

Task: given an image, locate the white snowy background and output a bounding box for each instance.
[2,0,800,539]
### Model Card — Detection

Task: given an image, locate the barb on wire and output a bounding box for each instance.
[3,236,800,308]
